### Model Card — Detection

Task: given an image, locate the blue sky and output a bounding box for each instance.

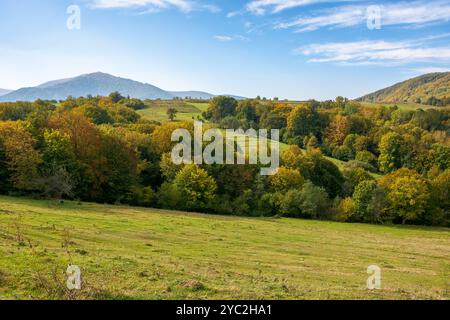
[0,0,449,100]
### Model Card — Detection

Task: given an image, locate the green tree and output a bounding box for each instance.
[343,167,374,196]
[204,96,237,122]
[380,169,431,224]
[0,121,42,191]
[174,164,217,211]
[287,105,321,138]
[355,150,377,167]
[269,166,304,192]
[298,181,329,219]
[109,91,125,103]
[167,108,178,122]
[378,132,404,173]
[353,180,377,221]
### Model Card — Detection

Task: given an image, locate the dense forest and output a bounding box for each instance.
[0,93,449,226]
[359,72,450,105]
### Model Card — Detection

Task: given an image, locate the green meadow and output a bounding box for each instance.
[0,196,448,300]
[137,100,209,122]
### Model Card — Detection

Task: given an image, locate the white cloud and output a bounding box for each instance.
[246,0,350,15]
[276,1,450,32]
[227,11,243,18]
[214,35,249,42]
[296,37,450,65]
[91,0,219,13]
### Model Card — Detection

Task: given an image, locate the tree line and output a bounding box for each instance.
[0,93,448,226]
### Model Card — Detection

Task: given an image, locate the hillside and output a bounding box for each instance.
[0,72,174,102]
[169,91,215,100]
[0,196,448,300]
[358,72,450,105]
[0,73,245,102]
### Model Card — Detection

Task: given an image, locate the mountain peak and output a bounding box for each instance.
[0,72,224,102]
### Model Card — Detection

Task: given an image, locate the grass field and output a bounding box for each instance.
[138,101,209,122]
[0,196,448,300]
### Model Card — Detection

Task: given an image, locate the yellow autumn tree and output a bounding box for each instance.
[0,121,42,190]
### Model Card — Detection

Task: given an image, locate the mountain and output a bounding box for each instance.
[0,89,12,97]
[169,91,215,100]
[0,72,244,102]
[0,72,173,102]
[358,72,450,104]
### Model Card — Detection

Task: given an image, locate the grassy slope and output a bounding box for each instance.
[138,101,209,122]
[0,196,448,300]
[359,72,450,104]
[360,101,446,111]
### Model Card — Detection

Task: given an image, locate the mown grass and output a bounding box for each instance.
[0,196,448,300]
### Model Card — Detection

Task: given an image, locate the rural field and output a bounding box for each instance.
[138,101,210,122]
[0,196,448,300]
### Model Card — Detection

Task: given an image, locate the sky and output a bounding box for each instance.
[0,0,449,100]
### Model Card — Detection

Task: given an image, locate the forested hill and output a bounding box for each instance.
[358,72,450,106]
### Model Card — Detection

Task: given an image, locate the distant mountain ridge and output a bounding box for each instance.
[358,72,450,104]
[0,89,12,97]
[0,72,244,102]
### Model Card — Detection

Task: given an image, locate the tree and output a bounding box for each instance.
[430,144,450,171]
[380,169,431,224]
[34,165,73,200]
[98,128,139,203]
[378,132,404,173]
[343,167,374,196]
[0,121,42,191]
[174,164,217,211]
[287,105,321,138]
[429,170,450,225]
[295,150,345,198]
[109,91,125,103]
[355,151,377,167]
[207,164,258,198]
[204,96,237,122]
[298,181,329,219]
[332,145,353,161]
[150,121,193,155]
[279,189,303,217]
[237,100,258,123]
[74,103,112,125]
[333,197,355,222]
[167,108,178,122]
[326,114,350,144]
[48,112,105,199]
[269,166,304,192]
[352,180,377,222]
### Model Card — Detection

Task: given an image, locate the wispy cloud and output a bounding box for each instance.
[296,36,450,65]
[246,0,351,15]
[214,35,249,42]
[276,1,450,32]
[90,0,219,13]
